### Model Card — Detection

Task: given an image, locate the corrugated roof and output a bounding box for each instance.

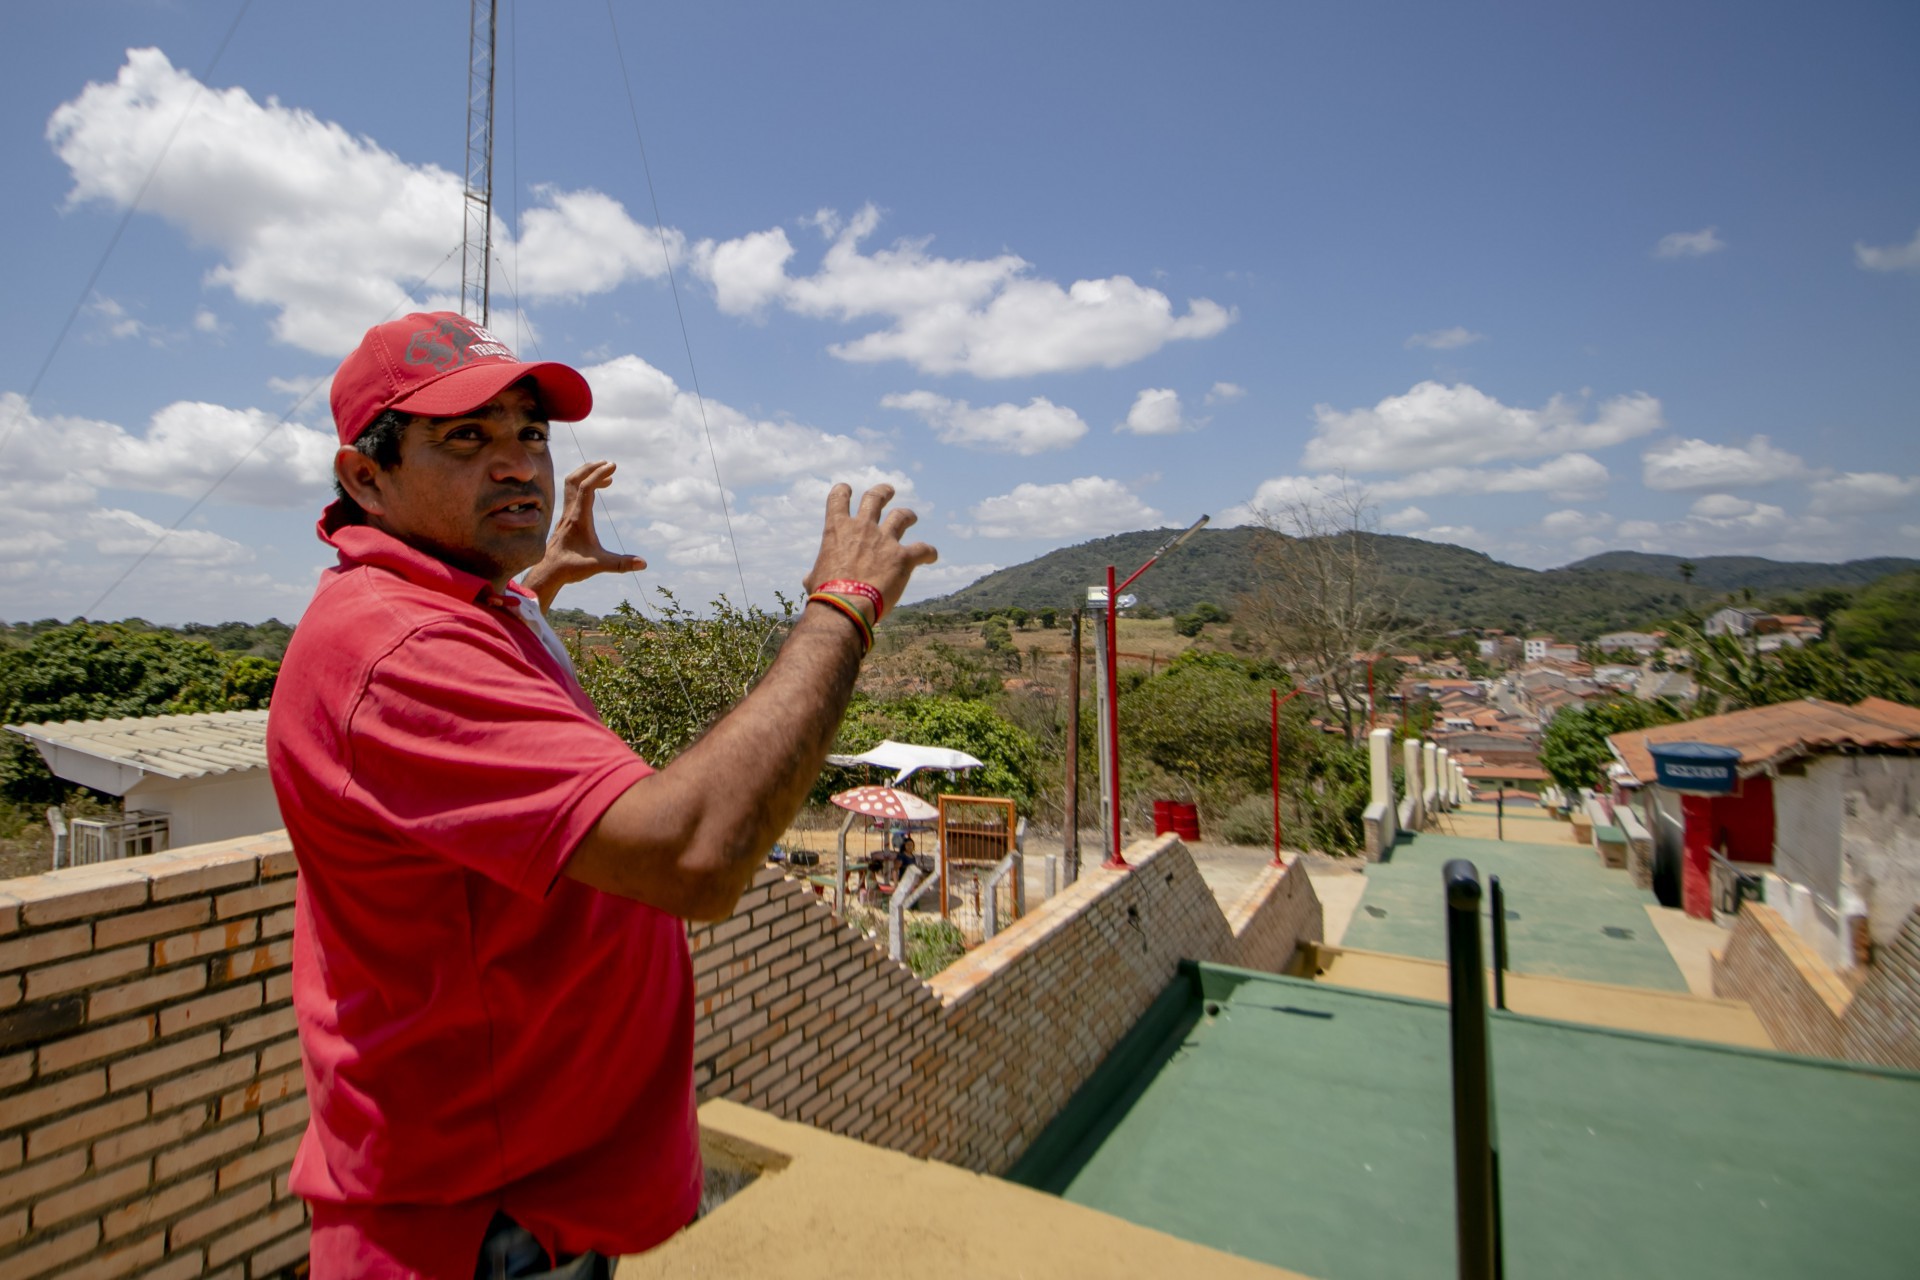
[1608,698,1920,784]
[5,710,269,780]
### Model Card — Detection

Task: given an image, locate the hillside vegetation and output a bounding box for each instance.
[900,529,1919,640]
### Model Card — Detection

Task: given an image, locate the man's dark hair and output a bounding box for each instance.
[331,409,410,523]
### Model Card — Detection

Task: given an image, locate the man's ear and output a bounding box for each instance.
[334,446,390,517]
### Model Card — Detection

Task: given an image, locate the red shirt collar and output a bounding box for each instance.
[318,500,535,607]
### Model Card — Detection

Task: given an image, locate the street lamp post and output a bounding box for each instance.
[1094,516,1209,872]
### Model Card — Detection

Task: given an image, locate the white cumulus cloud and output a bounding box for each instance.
[1205,382,1246,405]
[1405,327,1485,350]
[1807,471,1920,514]
[1539,509,1610,538]
[1370,453,1610,502]
[1855,228,1920,273]
[1689,493,1758,518]
[1302,382,1662,472]
[1654,227,1727,259]
[880,390,1088,455]
[1119,388,1197,436]
[963,477,1163,539]
[1640,435,1804,491]
[695,204,1235,378]
[1382,506,1430,530]
[47,50,679,357]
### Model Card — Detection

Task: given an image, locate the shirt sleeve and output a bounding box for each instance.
[340,617,654,898]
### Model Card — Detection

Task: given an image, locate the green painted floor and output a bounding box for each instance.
[1025,967,1920,1280]
[1341,831,1689,992]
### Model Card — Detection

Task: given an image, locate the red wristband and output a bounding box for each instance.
[816,579,885,621]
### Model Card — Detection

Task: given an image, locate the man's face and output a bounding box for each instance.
[360,385,555,588]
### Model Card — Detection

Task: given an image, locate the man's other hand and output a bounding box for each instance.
[522,460,646,612]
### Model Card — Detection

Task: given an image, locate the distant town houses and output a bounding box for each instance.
[1596,629,1665,655]
[1704,607,1824,645]
[1476,631,1523,663]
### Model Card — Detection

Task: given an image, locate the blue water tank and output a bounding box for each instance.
[1647,742,1743,795]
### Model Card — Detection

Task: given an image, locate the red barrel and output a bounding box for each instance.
[1153,800,1176,836]
[1172,802,1200,841]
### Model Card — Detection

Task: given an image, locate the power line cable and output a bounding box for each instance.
[80,244,463,617]
[1,0,257,464]
[602,0,752,612]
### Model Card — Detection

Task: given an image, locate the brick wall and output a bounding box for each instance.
[0,836,307,1280]
[2,830,1323,1272]
[1223,859,1324,974]
[688,833,1321,1175]
[1716,902,1920,1069]
[1713,904,1849,1059]
[1840,907,1920,1070]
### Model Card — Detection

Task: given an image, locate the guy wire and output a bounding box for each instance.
[80,244,464,617]
[0,0,256,464]
[602,0,753,613]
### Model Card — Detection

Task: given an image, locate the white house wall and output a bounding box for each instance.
[1839,755,1920,951]
[1772,759,1845,909]
[126,770,284,848]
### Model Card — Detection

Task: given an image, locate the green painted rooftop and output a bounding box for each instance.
[1340,830,1688,991]
[1012,963,1920,1280]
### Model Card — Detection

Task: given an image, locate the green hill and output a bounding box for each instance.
[1562,551,1920,591]
[901,531,1915,639]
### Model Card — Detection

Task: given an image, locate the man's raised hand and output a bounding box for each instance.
[804,482,938,615]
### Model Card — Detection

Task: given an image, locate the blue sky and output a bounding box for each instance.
[2,0,1916,624]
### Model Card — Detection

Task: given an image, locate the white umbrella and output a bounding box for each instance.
[825,739,984,785]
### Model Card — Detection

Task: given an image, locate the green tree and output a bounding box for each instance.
[574,590,795,767]
[170,655,282,714]
[826,695,1040,807]
[1037,608,1058,629]
[546,607,602,633]
[1540,697,1682,793]
[1831,571,1920,682]
[1120,655,1290,792]
[1675,625,1917,715]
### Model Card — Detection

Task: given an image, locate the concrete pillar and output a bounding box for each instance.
[1435,749,1452,811]
[1403,738,1425,830]
[1369,727,1397,815]
[1452,762,1467,805]
[1423,741,1441,814]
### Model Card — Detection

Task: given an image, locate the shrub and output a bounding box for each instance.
[1218,794,1274,845]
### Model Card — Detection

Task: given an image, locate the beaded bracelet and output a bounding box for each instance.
[808,591,874,655]
[815,578,885,622]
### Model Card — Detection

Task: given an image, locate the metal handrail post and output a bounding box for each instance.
[1490,875,1509,1012]
[1443,859,1503,1280]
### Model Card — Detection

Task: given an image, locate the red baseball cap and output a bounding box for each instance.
[329,311,593,444]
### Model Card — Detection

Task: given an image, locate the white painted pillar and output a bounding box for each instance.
[1369,727,1398,843]
[1435,748,1453,811]
[1403,738,1425,830]
[1423,741,1441,814]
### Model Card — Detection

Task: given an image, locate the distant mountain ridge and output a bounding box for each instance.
[900,531,1919,639]
[1560,551,1920,591]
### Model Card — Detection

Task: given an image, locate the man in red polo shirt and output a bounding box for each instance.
[267,312,934,1278]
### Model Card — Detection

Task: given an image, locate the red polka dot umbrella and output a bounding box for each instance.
[830,785,939,824]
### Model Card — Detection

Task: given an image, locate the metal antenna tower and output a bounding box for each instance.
[460,0,498,323]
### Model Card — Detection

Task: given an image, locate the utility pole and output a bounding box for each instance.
[1064,610,1081,884]
[461,0,499,323]
[1095,516,1210,872]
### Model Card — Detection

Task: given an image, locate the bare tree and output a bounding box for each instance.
[1235,477,1406,744]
